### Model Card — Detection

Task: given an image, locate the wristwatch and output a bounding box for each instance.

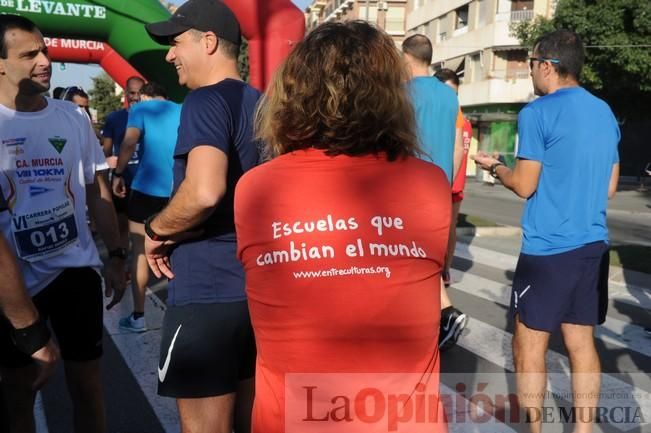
[108,247,127,260]
[489,162,504,178]
[144,215,168,241]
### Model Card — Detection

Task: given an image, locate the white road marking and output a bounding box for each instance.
[450,270,651,432]
[455,242,651,310]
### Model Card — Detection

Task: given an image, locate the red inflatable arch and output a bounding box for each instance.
[39,0,305,93]
[223,0,305,90]
[44,37,144,91]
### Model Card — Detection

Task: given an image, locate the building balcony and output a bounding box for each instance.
[459,74,535,107]
[306,0,327,13]
[323,0,354,22]
[431,20,521,64]
[510,9,535,22]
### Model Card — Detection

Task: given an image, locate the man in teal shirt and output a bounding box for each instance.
[403,34,461,182]
[112,81,182,332]
[403,34,466,352]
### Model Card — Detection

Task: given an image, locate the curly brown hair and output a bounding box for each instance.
[255,20,419,161]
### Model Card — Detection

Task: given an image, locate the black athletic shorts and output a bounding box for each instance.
[127,189,168,224]
[0,267,103,367]
[157,301,256,398]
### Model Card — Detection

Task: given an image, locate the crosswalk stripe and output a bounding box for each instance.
[450,269,651,358]
[440,383,518,433]
[455,242,651,310]
[103,287,179,433]
[89,240,648,433]
[449,270,651,432]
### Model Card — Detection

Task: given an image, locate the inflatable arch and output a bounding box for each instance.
[0,0,305,100]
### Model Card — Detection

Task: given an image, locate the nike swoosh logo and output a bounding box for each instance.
[520,285,531,298]
[158,324,182,383]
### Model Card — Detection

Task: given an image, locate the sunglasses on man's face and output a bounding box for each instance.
[529,57,561,69]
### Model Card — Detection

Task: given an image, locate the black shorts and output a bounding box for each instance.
[510,241,609,332]
[0,267,103,367]
[157,301,256,398]
[127,189,168,224]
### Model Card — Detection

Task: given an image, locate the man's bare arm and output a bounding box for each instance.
[608,163,620,199]
[101,136,113,158]
[472,152,542,199]
[114,128,141,174]
[452,126,463,180]
[0,234,38,329]
[86,172,121,250]
[494,159,542,199]
[0,234,59,389]
[86,171,126,309]
[150,146,228,236]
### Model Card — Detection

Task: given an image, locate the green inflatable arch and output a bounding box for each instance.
[1,0,184,100]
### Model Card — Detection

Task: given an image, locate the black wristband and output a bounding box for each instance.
[11,317,51,355]
[112,170,123,178]
[144,214,168,241]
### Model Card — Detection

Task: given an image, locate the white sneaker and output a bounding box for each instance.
[119,314,146,333]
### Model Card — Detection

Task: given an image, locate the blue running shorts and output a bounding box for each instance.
[509,241,609,332]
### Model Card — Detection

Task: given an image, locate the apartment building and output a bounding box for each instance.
[407,0,555,167]
[306,0,409,45]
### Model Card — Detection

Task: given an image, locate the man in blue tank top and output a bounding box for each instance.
[473,30,620,433]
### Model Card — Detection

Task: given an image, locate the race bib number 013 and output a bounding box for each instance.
[11,200,79,262]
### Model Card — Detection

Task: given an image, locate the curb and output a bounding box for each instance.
[608,266,651,291]
[457,226,521,237]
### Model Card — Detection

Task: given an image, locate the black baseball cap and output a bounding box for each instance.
[146,0,241,46]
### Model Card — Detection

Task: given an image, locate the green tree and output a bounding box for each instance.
[239,38,250,83]
[511,0,651,114]
[511,0,651,176]
[89,73,122,126]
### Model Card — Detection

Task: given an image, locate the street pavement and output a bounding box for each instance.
[28,183,651,433]
[461,178,651,247]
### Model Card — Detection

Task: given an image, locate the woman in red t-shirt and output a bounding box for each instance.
[235,21,450,433]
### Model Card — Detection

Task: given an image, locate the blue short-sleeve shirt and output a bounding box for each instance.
[127,100,181,198]
[408,77,459,183]
[517,87,620,255]
[102,109,140,185]
[168,79,261,305]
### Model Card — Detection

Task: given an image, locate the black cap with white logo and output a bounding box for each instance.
[146,0,241,46]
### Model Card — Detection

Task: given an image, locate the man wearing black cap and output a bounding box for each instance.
[144,1,260,432]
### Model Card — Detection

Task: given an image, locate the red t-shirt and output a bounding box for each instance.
[452,116,473,198]
[235,148,450,433]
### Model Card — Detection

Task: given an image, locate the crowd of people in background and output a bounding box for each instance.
[0,0,623,432]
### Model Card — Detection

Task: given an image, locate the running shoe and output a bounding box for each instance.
[119,314,147,333]
[439,307,467,351]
